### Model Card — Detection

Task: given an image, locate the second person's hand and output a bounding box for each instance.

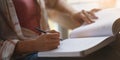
[71,9,100,24]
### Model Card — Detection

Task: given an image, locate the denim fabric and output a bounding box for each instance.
[24,53,39,60]
[24,53,54,60]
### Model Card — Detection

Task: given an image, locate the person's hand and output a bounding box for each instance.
[15,30,60,54]
[34,30,60,51]
[71,9,101,24]
[90,8,101,13]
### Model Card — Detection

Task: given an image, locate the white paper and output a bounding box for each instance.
[38,36,110,57]
[70,8,120,38]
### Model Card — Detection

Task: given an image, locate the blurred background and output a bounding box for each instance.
[67,0,120,9]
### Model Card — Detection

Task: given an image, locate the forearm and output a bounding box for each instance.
[15,40,38,55]
[54,0,77,15]
[15,31,60,55]
[46,0,77,15]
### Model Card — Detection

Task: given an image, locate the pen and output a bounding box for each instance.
[35,27,47,34]
[35,27,63,41]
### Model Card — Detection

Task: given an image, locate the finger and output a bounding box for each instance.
[80,11,93,24]
[47,30,57,33]
[87,11,98,19]
[41,45,58,51]
[91,8,101,13]
[43,38,60,45]
[48,41,60,46]
[44,37,59,42]
[47,43,60,49]
[43,42,59,50]
[47,30,60,34]
[46,33,60,39]
[82,10,95,23]
[51,38,60,41]
[37,33,60,42]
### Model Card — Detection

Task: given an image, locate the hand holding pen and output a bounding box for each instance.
[32,27,61,51]
[36,27,63,41]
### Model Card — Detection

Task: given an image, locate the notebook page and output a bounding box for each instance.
[38,36,109,57]
[70,8,120,38]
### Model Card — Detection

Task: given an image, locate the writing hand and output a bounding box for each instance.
[35,30,60,51]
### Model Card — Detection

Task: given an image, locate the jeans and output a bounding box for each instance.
[24,53,55,60]
[24,53,39,60]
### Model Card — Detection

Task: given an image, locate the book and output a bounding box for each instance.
[70,8,120,38]
[38,8,120,57]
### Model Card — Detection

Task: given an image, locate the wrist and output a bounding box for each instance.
[69,9,80,15]
[15,40,37,54]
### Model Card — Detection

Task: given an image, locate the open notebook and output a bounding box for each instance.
[38,8,120,57]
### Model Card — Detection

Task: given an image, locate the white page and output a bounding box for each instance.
[70,8,120,38]
[38,36,111,57]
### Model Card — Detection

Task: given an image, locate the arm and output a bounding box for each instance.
[46,0,99,24]
[46,0,76,15]
[15,30,60,55]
